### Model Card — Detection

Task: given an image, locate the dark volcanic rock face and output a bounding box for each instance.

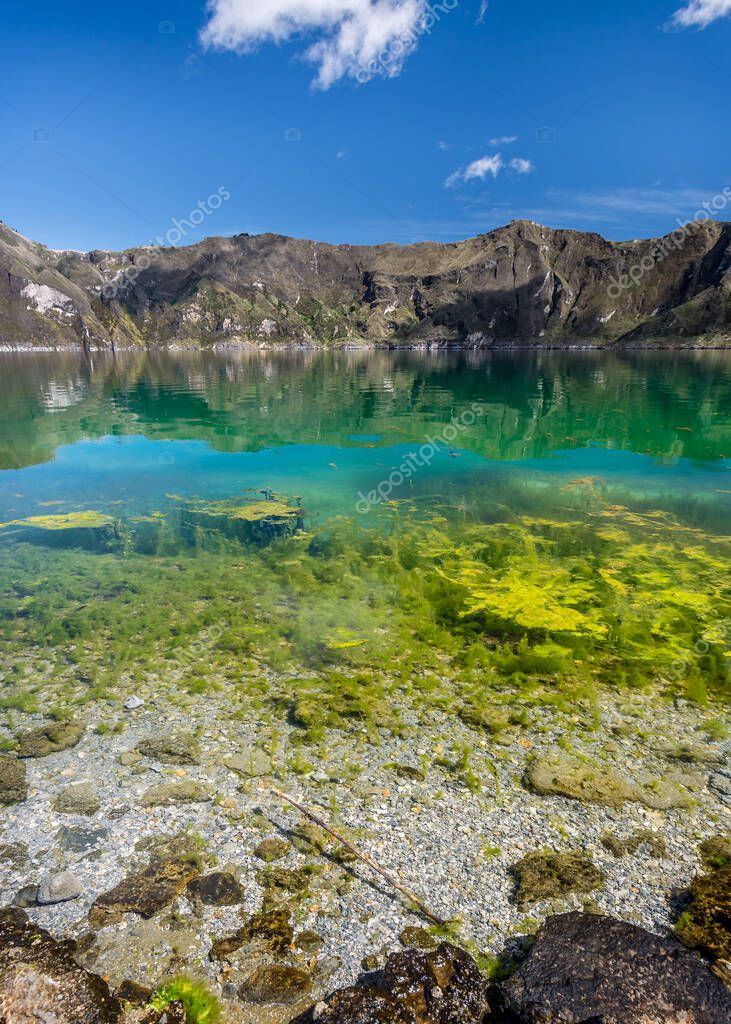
[0,907,122,1023]
[296,942,492,1024]
[2,219,731,349]
[502,911,731,1024]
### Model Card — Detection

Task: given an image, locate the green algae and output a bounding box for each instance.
[148,976,220,1024]
[0,499,728,748]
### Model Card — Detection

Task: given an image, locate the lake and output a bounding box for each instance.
[0,347,729,718]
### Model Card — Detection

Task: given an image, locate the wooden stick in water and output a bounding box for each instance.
[267,784,447,926]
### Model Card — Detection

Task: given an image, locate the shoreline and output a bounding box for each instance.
[2,340,731,354]
[2,678,728,1020]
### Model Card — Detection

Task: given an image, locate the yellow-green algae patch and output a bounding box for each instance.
[0,511,116,531]
[180,496,304,546]
[0,511,124,552]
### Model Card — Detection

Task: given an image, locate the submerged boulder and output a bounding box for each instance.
[512,850,605,907]
[0,907,122,1023]
[186,871,244,907]
[0,511,124,552]
[294,942,491,1024]
[0,755,27,804]
[503,911,731,1024]
[524,751,694,809]
[88,857,200,928]
[180,495,304,547]
[675,864,731,965]
[524,752,636,807]
[17,719,85,758]
[136,732,200,765]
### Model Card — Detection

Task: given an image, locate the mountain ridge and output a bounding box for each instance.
[1,218,730,349]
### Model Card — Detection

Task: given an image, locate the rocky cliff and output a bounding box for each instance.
[1,218,730,349]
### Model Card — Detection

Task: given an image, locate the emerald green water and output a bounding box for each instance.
[0,348,729,728]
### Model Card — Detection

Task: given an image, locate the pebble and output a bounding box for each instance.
[37,870,82,905]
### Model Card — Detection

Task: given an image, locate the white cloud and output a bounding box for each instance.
[200,0,443,88]
[446,152,533,187]
[489,135,518,145]
[477,1,489,24]
[673,0,731,27]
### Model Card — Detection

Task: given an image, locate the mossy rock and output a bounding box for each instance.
[52,782,101,816]
[699,836,731,871]
[635,778,693,810]
[17,720,85,758]
[136,732,200,765]
[674,865,731,963]
[258,865,315,896]
[601,829,666,859]
[88,857,201,928]
[0,755,27,805]
[512,851,606,908]
[238,964,312,1005]
[187,871,244,907]
[0,511,124,552]
[142,781,212,806]
[524,753,635,807]
[399,926,439,951]
[210,909,293,960]
[254,838,291,862]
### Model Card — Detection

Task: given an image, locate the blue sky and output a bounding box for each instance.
[2,0,731,250]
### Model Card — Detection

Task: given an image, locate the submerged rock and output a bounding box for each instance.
[187,871,244,906]
[37,870,83,905]
[141,780,212,806]
[254,837,291,862]
[503,911,731,1024]
[17,719,85,758]
[210,908,293,960]
[699,835,731,870]
[399,926,439,951]
[53,781,101,816]
[88,857,200,928]
[512,851,605,907]
[136,732,200,765]
[601,828,667,859]
[524,751,693,809]
[239,964,312,1005]
[0,755,27,804]
[297,942,491,1024]
[224,749,272,778]
[0,842,29,869]
[0,907,122,1023]
[675,864,731,965]
[524,753,636,806]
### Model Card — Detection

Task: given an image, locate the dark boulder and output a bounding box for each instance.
[88,857,200,928]
[296,942,492,1023]
[502,911,731,1024]
[0,907,122,1023]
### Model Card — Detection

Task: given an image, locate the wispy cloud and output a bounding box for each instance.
[445,152,533,187]
[673,1,731,27]
[200,0,445,89]
[489,134,518,146]
[477,1,489,24]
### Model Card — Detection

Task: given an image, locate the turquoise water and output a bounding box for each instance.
[0,349,730,529]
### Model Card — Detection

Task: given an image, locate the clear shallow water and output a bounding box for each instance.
[0,348,729,715]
